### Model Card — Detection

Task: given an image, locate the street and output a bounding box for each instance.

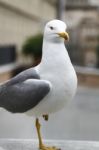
[0,86,99,141]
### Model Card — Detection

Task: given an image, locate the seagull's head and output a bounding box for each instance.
[44,19,69,43]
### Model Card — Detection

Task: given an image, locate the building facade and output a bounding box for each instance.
[0,0,55,50]
[65,0,99,67]
[0,0,56,82]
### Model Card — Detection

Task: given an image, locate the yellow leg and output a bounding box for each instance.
[35,118,60,150]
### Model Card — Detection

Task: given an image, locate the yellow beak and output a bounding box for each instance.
[58,32,69,41]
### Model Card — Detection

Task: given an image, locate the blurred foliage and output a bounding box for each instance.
[22,33,43,59]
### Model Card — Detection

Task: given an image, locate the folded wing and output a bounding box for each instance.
[0,68,51,113]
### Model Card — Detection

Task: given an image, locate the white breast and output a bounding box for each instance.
[26,42,77,117]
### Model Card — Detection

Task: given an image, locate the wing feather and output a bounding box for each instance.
[0,68,51,113]
[0,79,50,113]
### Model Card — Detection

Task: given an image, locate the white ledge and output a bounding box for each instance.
[0,64,99,76]
[0,139,99,150]
[0,63,19,74]
[74,65,99,76]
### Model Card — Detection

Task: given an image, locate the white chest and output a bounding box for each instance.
[38,42,77,98]
[33,42,77,115]
[39,59,77,98]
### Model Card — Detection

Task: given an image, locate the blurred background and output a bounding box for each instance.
[0,0,99,141]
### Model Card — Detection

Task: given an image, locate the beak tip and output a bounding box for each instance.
[58,32,69,41]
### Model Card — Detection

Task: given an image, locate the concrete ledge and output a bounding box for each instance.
[75,66,99,76]
[0,63,18,74]
[0,139,99,150]
[0,63,19,83]
[75,65,99,87]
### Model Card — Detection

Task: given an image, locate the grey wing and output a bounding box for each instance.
[0,79,51,113]
[6,67,40,86]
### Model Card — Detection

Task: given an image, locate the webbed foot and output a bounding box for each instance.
[39,144,61,150]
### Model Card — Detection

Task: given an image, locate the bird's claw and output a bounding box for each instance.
[42,114,49,121]
[39,144,61,150]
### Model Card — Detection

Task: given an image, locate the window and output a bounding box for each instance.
[0,45,16,65]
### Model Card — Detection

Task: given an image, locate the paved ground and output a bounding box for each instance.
[0,139,99,150]
[0,86,99,141]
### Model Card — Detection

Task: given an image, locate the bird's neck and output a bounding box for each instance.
[40,40,71,67]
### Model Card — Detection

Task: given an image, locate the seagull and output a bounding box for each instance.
[0,20,77,150]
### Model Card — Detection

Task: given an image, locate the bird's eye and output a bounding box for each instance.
[49,26,54,30]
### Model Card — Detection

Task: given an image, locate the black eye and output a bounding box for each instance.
[49,26,54,30]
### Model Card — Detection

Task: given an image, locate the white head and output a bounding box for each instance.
[44,19,69,43]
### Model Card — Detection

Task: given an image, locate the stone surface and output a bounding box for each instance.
[0,140,99,150]
[0,86,99,141]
